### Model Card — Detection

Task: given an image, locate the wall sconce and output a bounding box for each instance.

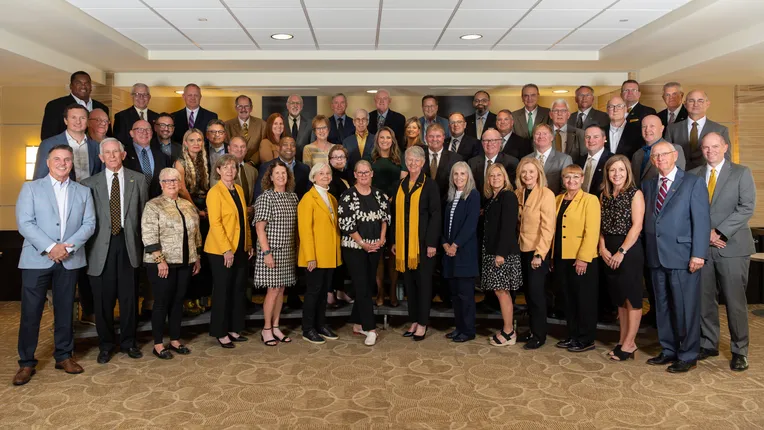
[26,146,38,181]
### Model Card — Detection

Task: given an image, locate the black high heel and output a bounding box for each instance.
[610,347,636,361]
[413,327,428,342]
[217,337,235,349]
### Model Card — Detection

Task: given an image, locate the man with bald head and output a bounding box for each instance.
[604,96,642,159]
[667,89,731,170]
[465,90,497,139]
[631,115,686,188]
[114,83,158,147]
[123,119,172,198]
[87,108,110,144]
[368,89,406,149]
[642,140,710,373]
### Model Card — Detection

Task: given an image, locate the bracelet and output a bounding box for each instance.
[153,253,166,264]
[260,249,272,257]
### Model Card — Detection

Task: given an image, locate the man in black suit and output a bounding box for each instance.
[152,112,182,163]
[114,83,159,146]
[465,90,497,140]
[605,96,642,159]
[41,71,111,140]
[579,125,611,198]
[325,93,355,145]
[568,85,609,130]
[123,119,172,199]
[496,109,533,160]
[657,82,688,136]
[424,123,462,209]
[621,80,657,154]
[255,137,310,200]
[368,89,406,151]
[171,83,218,142]
[445,112,481,160]
[468,128,519,199]
[206,120,230,187]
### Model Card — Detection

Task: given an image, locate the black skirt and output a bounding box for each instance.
[603,235,644,309]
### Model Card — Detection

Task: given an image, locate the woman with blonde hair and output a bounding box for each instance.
[404,116,426,149]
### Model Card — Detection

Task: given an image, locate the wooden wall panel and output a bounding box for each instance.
[736,85,764,227]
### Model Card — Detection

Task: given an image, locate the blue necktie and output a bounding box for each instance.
[640,145,652,175]
[140,148,152,186]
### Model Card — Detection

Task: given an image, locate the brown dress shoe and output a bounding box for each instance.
[13,367,35,386]
[55,358,84,374]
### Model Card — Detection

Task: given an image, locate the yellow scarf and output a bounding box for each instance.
[395,176,425,271]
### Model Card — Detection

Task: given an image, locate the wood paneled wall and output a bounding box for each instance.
[736,85,764,226]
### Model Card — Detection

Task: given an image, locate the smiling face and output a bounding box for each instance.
[132,85,151,110]
[99,140,126,171]
[406,121,421,139]
[621,82,640,105]
[314,119,329,141]
[271,117,285,140]
[70,73,92,101]
[488,166,505,190]
[473,91,490,115]
[278,138,296,162]
[286,95,302,117]
[64,106,88,134]
[354,164,373,186]
[206,124,226,148]
[331,95,347,117]
[130,119,152,147]
[422,97,438,119]
[353,111,369,134]
[271,165,288,190]
[521,86,539,111]
[155,116,175,141]
[377,130,393,152]
[452,165,469,191]
[448,113,466,137]
[87,108,109,140]
[584,126,606,154]
[607,160,627,189]
[575,87,594,111]
[314,165,332,187]
[405,153,424,177]
[496,111,513,135]
[217,160,237,184]
[47,148,73,182]
[182,85,201,110]
[641,115,664,144]
[533,127,553,152]
[662,85,683,111]
[329,148,347,170]
[701,134,728,166]
[229,137,247,163]
[235,96,252,121]
[375,91,391,113]
[562,171,583,193]
[650,142,678,175]
[520,163,539,189]
[426,127,445,152]
[481,129,502,158]
[685,90,710,119]
[550,102,570,128]
[159,173,180,198]
[607,96,627,123]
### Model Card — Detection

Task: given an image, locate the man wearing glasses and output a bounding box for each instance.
[152,113,182,163]
[604,96,642,159]
[465,90,497,140]
[284,94,311,158]
[568,86,609,130]
[123,119,172,199]
[468,128,519,198]
[445,112,480,160]
[114,83,158,147]
[206,119,229,187]
[87,108,111,144]
[224,95,266,165]
[666,90,731,170]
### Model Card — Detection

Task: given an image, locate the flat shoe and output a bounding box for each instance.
[153,348,174,360]
[169,344,191,355]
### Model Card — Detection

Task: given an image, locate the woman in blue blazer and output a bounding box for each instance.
[441,161,481,342]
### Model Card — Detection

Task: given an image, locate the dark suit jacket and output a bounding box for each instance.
[369,109,406,151]
[287,114,312,157]
[465,112,497,139]
[666,118,731,171]
[123,142,172,199]
[325,114,356,146]
[171,107,218,142]
[151,137,183,164]
[113,107,159,146]
[512,107,551,139]
[468,153,519,198]
[33,131,103,182]
[343,133,375,171]
[568,108,609,130]
[255,158,311,200]
[556,126,586,165]
[445,134,481,160]
[501,132,533,160]
[622,102,657,158]
[657,106,688,137]
[605,122,643,160]
[482,189,521,257]
[578,148,612,197]
[424,149,462,207]
[389,175,442,254]
[41,95,111,140]
[441,189,481,279]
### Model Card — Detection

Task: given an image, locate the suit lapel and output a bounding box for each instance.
[311,187,331,216]
[42,179,61,220]
[657,169,683,217]
[123,171,136,218]
[65,182,76,222]
[711,162,730,205]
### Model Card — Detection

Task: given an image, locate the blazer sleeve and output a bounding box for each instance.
[690,177,711,260]
[16,183,55,253]
[537,189,556,259]
[424,181,441,248]
[141,201,161,252]
[33,140,52,180]
[452,190,481,248]
[297,198,317,263]
[65,188,96,253]
[577,194,601,262]
[338,190,357,235]
[675,145,687,170]
[495,191,518,257]
[717,167,756,238]
[205,187,235,254]
[40,100,60,141]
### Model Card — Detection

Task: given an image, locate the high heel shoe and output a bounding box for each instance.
[261,328,278,346]
[611,347,637,361]
[217,337,235,349]
[413,328,428,342]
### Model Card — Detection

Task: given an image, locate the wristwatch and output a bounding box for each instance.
[260,249,272,257]
[618,247,627,255]
[534,254,541,259]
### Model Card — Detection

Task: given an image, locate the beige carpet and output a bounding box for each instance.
[2,301,764,429]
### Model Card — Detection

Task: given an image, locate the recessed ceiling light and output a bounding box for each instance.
[270,33,294,40]
[175,90,184,94]
[366,89,378,94]
[553,89,569,94]
[619,19,629,22]
[460,34,483,40]
[198,18,208,22]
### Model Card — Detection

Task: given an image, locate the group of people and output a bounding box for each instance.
[12,71,755,387]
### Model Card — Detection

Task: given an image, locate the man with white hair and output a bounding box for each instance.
[114,83,158,147]
[549,99,586,165]
[368,89,406,149]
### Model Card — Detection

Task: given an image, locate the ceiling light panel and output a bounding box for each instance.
[258,44,317,50]
[499,28,572,45]
[182,28,252,44]
[115,28,190,44]
[155,8,239,29]
[560,28,631,45]
[448,9,527,28]
[440,28,509,45]
[247,28,312,43]
[308,8,378,28]
[80,8,170,28]
[515,10,600,29]
[232,8,309,29]
[381,8,453,28]
[583,9,671,29]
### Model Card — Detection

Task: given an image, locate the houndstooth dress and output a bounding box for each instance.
[253,189,299,288]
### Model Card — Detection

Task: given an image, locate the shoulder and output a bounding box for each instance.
[223,117,238,126]
[687,165,704,176]
[80,173,100,187]
[466,155,481,167]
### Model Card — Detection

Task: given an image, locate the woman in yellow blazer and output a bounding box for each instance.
[298,162,342,344]
[205,155,253,348]
[552,164,601,353]
[515,158,556,349]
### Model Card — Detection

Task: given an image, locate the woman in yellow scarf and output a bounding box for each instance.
[390,145,441,341]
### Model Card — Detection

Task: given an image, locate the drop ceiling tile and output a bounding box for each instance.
[515,9,599,29]
[67,0,145,7]
[226,0,303,6]
[439,28,509,45]
[383,0,458,8]
[377,44,436,50]
[498,28,571,45]
[449,9,526,28]
[259,44,317,50]
[536,0,612,9]
[182,28,252,44]
[156,8,239,29]
[233,8,309,28]
[304,0,378,8]
[381,8,453,29]
[435,44,494,50]
[308,9,378,28]
[493,44,552,50]
[319,44,377,50]
[144,0,222,7]
[549,44,605,50]
[116,28,191,44]
[610,0,689,9]
[459,0,537,9]
[378,29,442,45]
[143,44,200,50]
[560,28,630,44]
[246,28,314,44]
[199,44,259,50]
[81,8,171,29]
[583,9,671,29]
[314,29,376,45]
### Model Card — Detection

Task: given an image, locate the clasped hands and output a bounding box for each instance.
[47,243,73,263]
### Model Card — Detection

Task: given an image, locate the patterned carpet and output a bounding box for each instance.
[2,301,764,429]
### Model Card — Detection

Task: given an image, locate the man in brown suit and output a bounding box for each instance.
[224,95,266,165]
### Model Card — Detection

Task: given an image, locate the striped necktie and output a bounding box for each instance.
[140,148,152,187]
[656,177,669,213]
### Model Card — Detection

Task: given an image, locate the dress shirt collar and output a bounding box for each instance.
[580,107,592,117]
[356,130,368,139]
[279,157,296,170]
[133,141,151,155]
[535,146,553,160]
[186,107,200,118]
[49,174,70,188]
[525,107,538,116]
[71,93,92,111]
[429,147,444,159]
[485,153,499,164]
[707,158,725,176]
[105,167,124,177]
[628,102,639,111]
[475,111,489,122]
[65,130,87,146]
[239,116,250,128]
[554,124,568,133]
[659,166,678,183]
[668,106,682,119]
[689,116,707,127]
[134,106,147,117]
[377,109,389,119]
[333,113,347,122]
[587,147,605,163]
[210,143,226,154]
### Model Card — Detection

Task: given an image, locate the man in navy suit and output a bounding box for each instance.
[255,137,310,200]
[642,140,710,373]
[368,89,406,150]
[445,112,481,160]
[579,125,611,197]
[171,83,218,142]
[325,93,355,145]
[419,95,450,142]
[40,71,111,141]
[343,109,375,170]
[465,90,497,140]
[113,83,159,147]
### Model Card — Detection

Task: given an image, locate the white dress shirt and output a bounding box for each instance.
[66,131,90,181]
[239,117,250,129]
[705,158,724,185]
[657,166,678,193]
[608,122,626,154]
[46,175,71,253]
[105,167,125,228]
[688,116,707,136]
[71,93,93,112]
[535,147,552,166]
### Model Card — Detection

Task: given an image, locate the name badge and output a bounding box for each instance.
[629,118,639,123]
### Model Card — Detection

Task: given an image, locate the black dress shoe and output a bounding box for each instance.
[302,329,326,345]
[125,347,143,359]
[730,353,749,372]
[698,347,720,361]
[647,353,678,366]
[452,333,475,343]
[555,338,575,349]
[517,332,534,343]
[169,344,191,355]
[667,360,697,373]
[217,337,235,348]
[152,348,174,360]
[445,330,461,339]
[97,350,112,364]
[523,338,545,350]
[548,310,566,320]
[318,326,339,340]
[568,342,595,353]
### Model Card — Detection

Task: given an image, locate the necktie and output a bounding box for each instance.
[242,121,249,138]
[538,153,545,165]
[477,117,484,139]
[139,111,144,121]
[485,158,493,177]
[140,148,152,186]
[239,164,250,205]
[627,106,633,114]
[110,172,121,235]
[291,117,298,138]
[707,168,716,204]
[337,117,344,140]
[576,112,584,129]
[554,130,563,152]
[450,138,459,153]
[377,114,385,132]
[640,145,652,175]
[527,111,534,135]
[690,121,699,152]
[358,135,366,157]
[430,152,439,179]
[656,177,669,213]
[188,111,195,128]
[582,157,594,192]
[669,111,675,124]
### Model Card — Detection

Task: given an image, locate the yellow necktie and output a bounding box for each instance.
[708,168,716,203]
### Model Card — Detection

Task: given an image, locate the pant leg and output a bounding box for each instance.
[230,252,249,334]
[18,268,55,368]
[699,248,720,351]
[316,268,333,329]
[449,278,463,333]
[170,266,192,341]
[78,267,94,316]
[651,268,677,357]
[457,277,476,337]
[345,249,377,330]
[416,255,435,326]
[51,264,78,363]
[208,254,232,338]
[147,263,173,345]
[404,270,419,324]
[360,253,381,330]
[302,268,324,332]
[557,258,578,340]
[89,271,117,352]
[672,268,701,362]
[522,252,549,341]
[577,259,598,344]
[115,239,137,350]
[718,255,751,356]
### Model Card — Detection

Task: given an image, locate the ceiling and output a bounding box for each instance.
[65,0,689,52]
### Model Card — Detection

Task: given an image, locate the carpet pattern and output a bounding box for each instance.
[2,301,764,429]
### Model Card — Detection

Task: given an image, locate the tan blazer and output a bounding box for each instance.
[259,139,279,165]
[515,186,556,259]
[224,116,266,165]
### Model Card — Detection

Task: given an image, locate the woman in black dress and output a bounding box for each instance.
[599,155,645,361]
[327,144,353,307]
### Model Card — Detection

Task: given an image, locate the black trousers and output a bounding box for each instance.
[403,254,436,326]
[18,263,78,367]
[88,231,137,352]
[450,277,476,336]
[187,218,211,300]
[148,264,192,345]
[431,252,451,306]
[344,248,380,331]
[78,267,94,315]
[332,264,349,294]
[555,257,599,344]
[303,268,334,333]
[521,251,549,342]
[208,252,248,338]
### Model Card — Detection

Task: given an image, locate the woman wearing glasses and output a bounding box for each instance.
[303,115,333,168]
[327,144,354,307]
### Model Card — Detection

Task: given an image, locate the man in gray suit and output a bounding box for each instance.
[666,90,731,170]
[285,94,312,159]
[523,123,572,195]
[512,83,551,140]
[689,133,755,372]
[82,138,148,364]
[14,145,96,386]
[568,86,609,130]
[631,115,686,188]
[550,99,586,164]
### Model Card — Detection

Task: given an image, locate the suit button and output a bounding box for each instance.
[56,223,59,226]
[563,215,566,217]
[563,226,566,228]
[563,236,566,238]
[56,238,60,241]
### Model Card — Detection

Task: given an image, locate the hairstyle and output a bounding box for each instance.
[448,111,465,121]
[48,144,74,157]
[328,144,348,167]
[261,160,295,193]
[184,83,201,92]
[497,108,512,117]
[515,157,547,191]
[131,83,150,95]
[584,124,606,138]
[426,122,446,137]
[621,79,640,91]
[181,128,209,190]
[99,137,125,154]
[521,83,540,94]
[562,164,584,177]
[159,167,181,181]
[353,108,369,120]
[575,85,594,96]
[700,131,727,148]
[278,136,296,150]
[235,95,253,107]
[662,81,683,93]
[63,103,88,119]
[70,71,90,84]
[312,114,329,131]
[474,90,491,100]
[371,126,401,164]
[404,144,425,162]
[551,99,570,110]
[229,135,247,149]
[601,155,636,198]
[206,118,226,130]
[421,94,438,105]
[483,163,513,199]
[211,154,239,181]
[157,112,173,122]
[447,161,476,202]
[308,162,331,183]
[532,123,553,137]
[331,93,347,103]
[265,113,290,143]
[375,89,391,99]
[287,94,303,104]
[354,159,372,172]
[404,116,425,147]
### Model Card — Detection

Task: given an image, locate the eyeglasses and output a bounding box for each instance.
[89,119,109,125]
[156,123,175,129]
[208,130,226,136]
[132,93,150,98]
[132,128,151,133]
[474,98,489,104]
[448,120,466,125]
[356,171,371,176]
[315,126,328,131]
[563,174,582,180]
[481,139,502,144]
[286,101,302,106]
[160,179,179,184]
[651,151,675,159]
[235,104,252,110]
[330,155,346,160]
[353,118,368,123]
[621,88,640,93]
[550,109,569,114]
[606,104,626,110]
